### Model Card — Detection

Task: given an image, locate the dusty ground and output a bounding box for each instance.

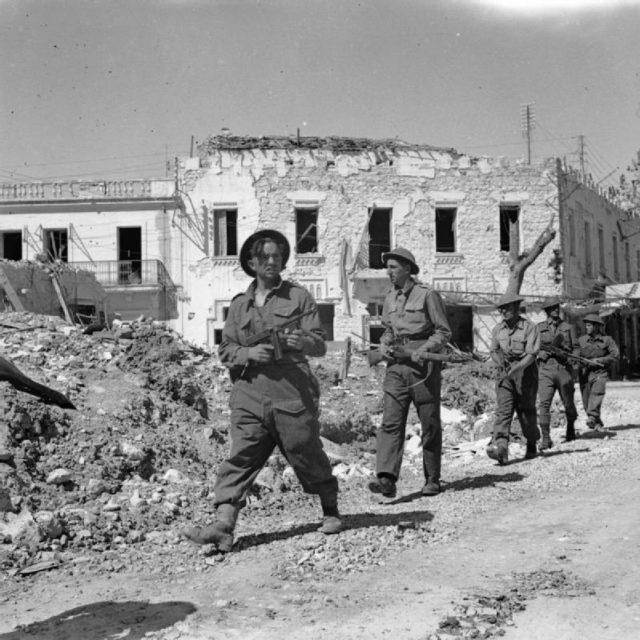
[0,313,638,639]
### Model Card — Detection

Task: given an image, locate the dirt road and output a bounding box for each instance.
[1,382,639,640]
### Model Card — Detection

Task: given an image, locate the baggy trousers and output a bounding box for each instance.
[214,363,338,508]
[537,361,578,425]
[376,361,442,483]
[492,365,539,444]
[579,369,608,425]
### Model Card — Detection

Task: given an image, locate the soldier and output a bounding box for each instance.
[486,292,540,465]
[577,314,619,430]
[367,247,452,499]
[184,229,341,552]
[536,297,579,446]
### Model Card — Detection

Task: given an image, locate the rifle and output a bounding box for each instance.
[244,309,319,361]
[539,343,601,369]
[356,339,476,367]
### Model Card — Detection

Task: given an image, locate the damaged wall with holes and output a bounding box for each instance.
[0,260,106,318]
[176,136,640,350]
[173,137,564,348]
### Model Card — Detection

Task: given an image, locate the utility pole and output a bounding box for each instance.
[577,135,586,181]
[520,103,535,164]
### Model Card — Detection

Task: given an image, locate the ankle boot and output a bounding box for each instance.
[565,420,576,441]
[539,423,553,451]
[183,503,239,552]
[524,441,538,459]
[318,503,342,535]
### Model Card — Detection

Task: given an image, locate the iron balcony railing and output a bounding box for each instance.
[71,259,176,288]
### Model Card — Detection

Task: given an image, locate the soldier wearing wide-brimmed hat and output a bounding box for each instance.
[536,296,579,445]
[367,246,451,499]
[577,313,618,430]
[486,291,541,465]
[184,229,342,551]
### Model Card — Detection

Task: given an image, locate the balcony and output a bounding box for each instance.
[71,259,176,289]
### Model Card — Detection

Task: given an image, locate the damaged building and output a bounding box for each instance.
[0,135,639,373]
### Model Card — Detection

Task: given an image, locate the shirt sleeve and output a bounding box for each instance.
[296,288,327,358]
[217,298,251,367]
[603,336,620,365]
[524,321,540,356]
[380,293,395,346]
[412,288,452,358]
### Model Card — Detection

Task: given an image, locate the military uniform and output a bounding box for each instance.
[537,318,578,442]
[490,316,540,446]
[215,278,338,510]
[376,279,451,486]
[577,330,619,428]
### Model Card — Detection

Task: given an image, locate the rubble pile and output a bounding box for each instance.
[0,311,532,579]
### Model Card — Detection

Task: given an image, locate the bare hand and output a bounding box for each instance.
[247,344,274,363]
[507,362,523,376]
[283,329,305,351]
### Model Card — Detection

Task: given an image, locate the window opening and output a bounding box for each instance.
[435,207,457,253]
[295,208,318,253]
[1,231,22,260]
[368,208,391,268]
[213,209,238,256]
[44,229,68,262]
[499,205,520,254]
[118,227,142,284]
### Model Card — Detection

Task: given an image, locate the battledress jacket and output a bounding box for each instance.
[218,278,326,377]
[380,280,451,357]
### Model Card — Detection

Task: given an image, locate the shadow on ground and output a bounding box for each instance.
[235,509,434,550]
[0,600,197,640]
[579,429,618,440]
[605,423,640,432]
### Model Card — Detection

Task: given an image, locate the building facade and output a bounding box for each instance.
[1,136,638,361]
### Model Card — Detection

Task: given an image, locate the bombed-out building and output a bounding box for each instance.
[0,135,639,371]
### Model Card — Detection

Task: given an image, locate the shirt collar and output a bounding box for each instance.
[246,277,284,303]
[394,278,415,296]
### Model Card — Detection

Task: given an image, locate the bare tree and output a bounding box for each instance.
[504,218,557,295]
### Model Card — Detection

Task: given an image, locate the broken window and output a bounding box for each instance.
[213,209,238,256]
[368,208,391,268]
[295,207,318,253]
[584,221,592,277]
[44,229,68,262]
[435,207,457,253]
[499,205,519,254]
[1,231,22,260]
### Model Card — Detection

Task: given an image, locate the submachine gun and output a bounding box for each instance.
[244,309,319,361]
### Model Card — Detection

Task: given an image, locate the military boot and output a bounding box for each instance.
[486,440,509,465]
[539,423,553,451]
[565,419,576,442]
[183,503,239,552]
[524,441,538,460]
[318,503,342,535]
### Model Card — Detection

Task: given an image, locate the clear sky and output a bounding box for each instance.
[2,0,639,189]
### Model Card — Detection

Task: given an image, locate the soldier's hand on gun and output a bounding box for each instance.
[283,329,306,351]
[391,347,412,363]
[247,344,275,363]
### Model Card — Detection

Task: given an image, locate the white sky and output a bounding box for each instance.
[1,0,639,188]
